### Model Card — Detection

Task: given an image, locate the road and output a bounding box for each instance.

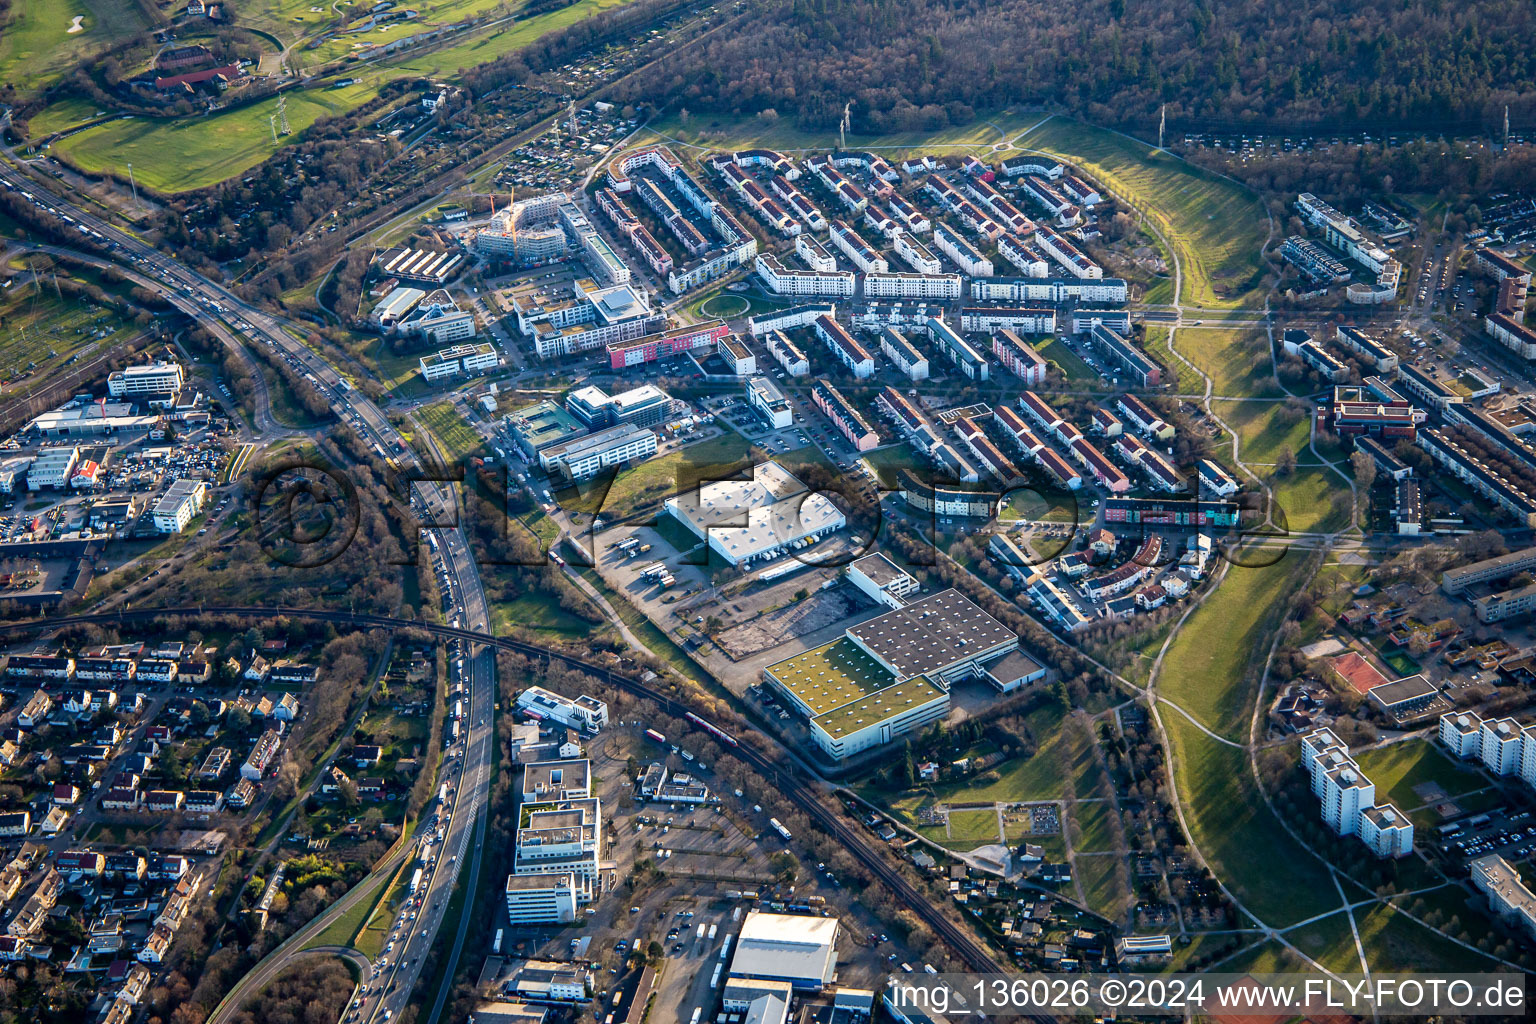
[1,604,1016,983]
[0,159,498,1024]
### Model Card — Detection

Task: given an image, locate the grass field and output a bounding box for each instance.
[1353,902,1496,971]
[55,0,639,192]
[1165,716,1342,928]
[1071,801,1119,853]
[491,592,600,639]
[599,432,751,520]
[946,808,1002,847]
[1208,400,1319,466]
[1077,853,1132,921]
[1015,119,1271,308]
[1157,553,1314,741]
[876,706,1101,826]
[417,400,485,464]
[1352,739,1487,811]
[1144,326,1203,393]
[1177,328,1282,398]
[0,283,137,383]
[1284,912,1363,973]
[0,0,154,94]
[27,97,108,137]
[54,82,384,193]
[1269,466,1352,534]
[1033,335,1100,384]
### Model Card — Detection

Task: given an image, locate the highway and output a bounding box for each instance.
[0,160,498,1024]
[0,606,1011,981]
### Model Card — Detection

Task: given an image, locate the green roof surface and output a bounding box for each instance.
[765,638,893,716]
[765,637,947,739]
[814,674,946,740]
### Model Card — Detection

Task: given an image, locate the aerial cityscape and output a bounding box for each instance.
[0,1,1531,1023]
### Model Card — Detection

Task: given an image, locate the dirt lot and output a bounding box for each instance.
[713,580,871,660]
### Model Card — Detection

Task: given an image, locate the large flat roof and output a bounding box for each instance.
[730,911,839,985]
[765,638,893,717]
[846,589,1015,679]
[814,674,945,740]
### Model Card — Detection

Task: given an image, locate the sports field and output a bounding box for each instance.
[0,0,154,94]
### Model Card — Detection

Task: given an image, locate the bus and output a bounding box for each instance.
[645,729,666,745]
[769,818,792,841]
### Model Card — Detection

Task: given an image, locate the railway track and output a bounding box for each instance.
[5,604,1006,974]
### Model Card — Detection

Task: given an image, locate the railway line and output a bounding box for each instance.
[0,604,1008,976]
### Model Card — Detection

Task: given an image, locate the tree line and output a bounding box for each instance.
[609,0,1536,135]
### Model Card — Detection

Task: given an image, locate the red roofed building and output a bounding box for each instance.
[154,64,243,91]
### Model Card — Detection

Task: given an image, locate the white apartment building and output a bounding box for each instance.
[880,328,930,381]
[108,362,184,399]
[755,254,856,299]
[1299,728,1413,857]
[893,232,941,275]
[1471,854,1536,939]
[766,330,811,376]
[151,479,207,534]
[862,272,963,300]
[1034,227,1101,279]
[814,315,875,377]
[795,234,839,273]
[933,224,992,277]
[1438,711,1536,788]
[830,220,888,274]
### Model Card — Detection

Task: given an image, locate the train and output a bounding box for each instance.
[645,728,666,745]
[769,817,792,841]
[685,712,738,747]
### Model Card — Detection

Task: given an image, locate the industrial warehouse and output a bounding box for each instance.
[763,589,1043,759]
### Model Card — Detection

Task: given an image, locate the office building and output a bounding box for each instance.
[515,686,608,733]
[151,480,207,534]
[746,376,794,429]
[418,342,499,382]
[538,423,657,481]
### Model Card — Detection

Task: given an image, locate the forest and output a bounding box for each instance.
[612,0,1536,135]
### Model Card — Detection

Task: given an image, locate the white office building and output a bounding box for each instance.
[504,872,586,923]
[538,423,657,481]
[108,362,184,399]
[746,376,794,429]
[516,686,608,733]
[419,342,500,382]
[151,479,207,534]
